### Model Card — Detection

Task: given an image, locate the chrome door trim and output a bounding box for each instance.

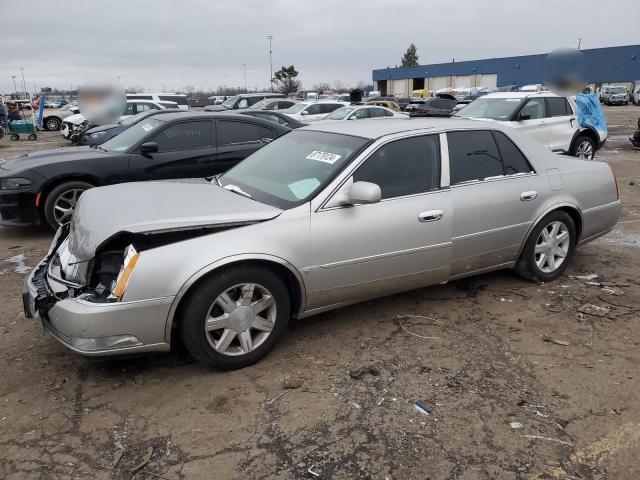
[439,132,450,187]
[452,221,532,241]
[316,241,451,269]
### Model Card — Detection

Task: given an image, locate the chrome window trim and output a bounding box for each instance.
[316,129,443,212]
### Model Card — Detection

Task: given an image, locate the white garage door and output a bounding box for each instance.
[391,79,409,96]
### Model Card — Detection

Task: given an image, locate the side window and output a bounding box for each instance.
[382,109,394,117]
[448,131,503,184]
[548,97,570,117]
[352,108,370,119]
[520,98,547,119]
[368,108,386,118]
[151,121,212,152]
[259,125,275,140]
[492,131,534,175]
[306,104,323,115]
[563,98,573,115]
[137,103,156,112]
[320,104,341,114]
[254,113,280,124]
[217,120,263,145]
[352,135,441,199]
[247,97,263,106]
[123,103,135,116]
[237,99,249,109]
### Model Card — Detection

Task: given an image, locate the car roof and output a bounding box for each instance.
[301,117,512,140]
[153,111,290,125]
[482,91,560,99]
[237,92,284,98]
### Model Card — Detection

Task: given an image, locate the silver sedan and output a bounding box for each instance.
[23,119,622,369]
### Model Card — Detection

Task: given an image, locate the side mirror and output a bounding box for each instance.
[518,112,532,121]
[347,181,381,205]
[140,142,158,155]
[300,110,309,115]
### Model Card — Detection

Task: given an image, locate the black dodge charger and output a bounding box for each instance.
[0,112,290,229]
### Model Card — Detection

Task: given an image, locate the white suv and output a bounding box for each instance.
[455,92,606,159]
[282,101,347,122]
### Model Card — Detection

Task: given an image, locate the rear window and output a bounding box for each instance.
[128,95,152,100]
[217,120,273,145]
[547,97,572,116]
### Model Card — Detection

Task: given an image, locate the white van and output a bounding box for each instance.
[126,93,190,110]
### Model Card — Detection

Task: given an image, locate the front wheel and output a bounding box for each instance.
[572,136,595,160]
[179,265,291,369]
[45,117,61,131]
[515,211,576,282]
[43,180,93,230]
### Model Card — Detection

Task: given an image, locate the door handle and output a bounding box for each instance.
[520,191,538,201]
[418,210,444,222]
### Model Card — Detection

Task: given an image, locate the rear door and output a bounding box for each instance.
[447,129,545,276]
[129,119,215,180]
[545,97,575,152]
[213,119,276,172]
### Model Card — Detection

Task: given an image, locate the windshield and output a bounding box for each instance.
[608,87,626,94]
[284,103,308,114]
[327,107,355,120]
[454,97,523,120]
[248,99,270,110]
[101,118,165,152]
[221,96,239,108]
[219,130,369,209]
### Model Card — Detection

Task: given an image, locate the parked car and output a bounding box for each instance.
[326,94,351,103]
[454,92,607,159]
[248,98,296,111]
[208,95,228,105]
[282,101,347,122]
[406,97,458,116]
[600,86,629,105]
[61,100,178,139]
[410,89,430,99]
[41,106,76,131]
[85,108,187,146]
[632,82,640,105]
[0,112,290,229]
[361,99,401,111]
[204,93,285,112]
[230,110,306,129]
[126,93,190,110]
[322,105,406,121]
[368,96,410,111]
[22,118,621,368]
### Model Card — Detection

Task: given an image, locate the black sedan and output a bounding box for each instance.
[0,112,290,229]
[231,110,306,129]
[406,97,458,117]
[85,108,187,146]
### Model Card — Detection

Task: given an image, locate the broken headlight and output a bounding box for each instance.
[110,245,139,300]
[91,245,139,301]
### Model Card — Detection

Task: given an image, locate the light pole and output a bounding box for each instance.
[267,35,273,92]
[20,67,26,94]
[11,76,17,94]
[243,64,247,93]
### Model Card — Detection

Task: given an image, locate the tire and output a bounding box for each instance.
[28,133,37,141]
[572,135,595,159]
[179,265,291,369]
[44,117,61,131]
[10,134,19,141]
[43,180,94,230]
[515,210,577,282]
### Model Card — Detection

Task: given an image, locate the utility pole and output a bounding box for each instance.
[267,35,273,92]
[11,76,17,94]
[577,38,582,50]
[20,67,26,94]
[243,64,247,93]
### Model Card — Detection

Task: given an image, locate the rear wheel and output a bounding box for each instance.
[43,180,93,230]
[44,117,61,131]
[28,133,37,141]
[10,134,19,141]
[179,265,291,369]
[515,211,576,282]
[572,136,595,159]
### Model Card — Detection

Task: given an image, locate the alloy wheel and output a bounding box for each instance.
[534,221,570,273]
[204,283,276,356]
[52,188,85,226]
[575,140,594,159]
[46,118,60,131]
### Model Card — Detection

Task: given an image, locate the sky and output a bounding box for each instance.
[1,0,638,94]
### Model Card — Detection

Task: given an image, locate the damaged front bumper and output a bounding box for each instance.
[23,230,173,357]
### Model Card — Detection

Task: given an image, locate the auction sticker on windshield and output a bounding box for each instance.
[141,123,155,132]
[306,151,342,164]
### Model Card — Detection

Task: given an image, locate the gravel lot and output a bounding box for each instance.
[1,106,639,480]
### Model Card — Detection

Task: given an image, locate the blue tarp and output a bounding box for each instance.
[575,93,607,139]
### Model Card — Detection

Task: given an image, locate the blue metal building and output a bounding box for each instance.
[372,44,640,95]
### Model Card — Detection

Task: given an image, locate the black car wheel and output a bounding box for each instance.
[515,210,576,282]
[179,265,291,369]
[44,117,61,131]
[43,180,94,230]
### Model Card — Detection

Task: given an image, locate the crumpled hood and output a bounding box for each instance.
[65,113,86,125]
[1,146,111,171]
[68,179,283,260]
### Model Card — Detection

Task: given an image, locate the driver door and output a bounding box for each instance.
[307,134,452,309]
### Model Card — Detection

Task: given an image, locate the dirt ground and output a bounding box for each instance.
[1,106,639,480]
